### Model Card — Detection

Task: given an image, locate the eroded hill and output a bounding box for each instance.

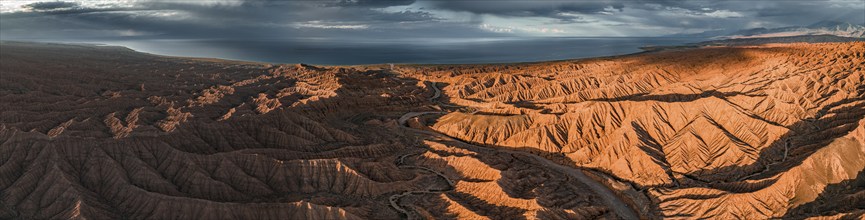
[398,42,865,219]
[0,41,863,219]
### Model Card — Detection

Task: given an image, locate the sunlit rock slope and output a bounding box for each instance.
[1,41,863,219]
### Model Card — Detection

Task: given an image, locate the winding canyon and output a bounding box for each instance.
[1,41,864,219]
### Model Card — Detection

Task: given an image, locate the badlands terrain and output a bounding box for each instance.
[0,41,864,219]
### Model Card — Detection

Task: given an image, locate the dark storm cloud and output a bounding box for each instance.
[427,0,861,28]
[22,1,80,11]
[0,0,863,42]
[428,0,624,19]
[334,0,416,7]
[0,0,461,41]
[1,0,861,65]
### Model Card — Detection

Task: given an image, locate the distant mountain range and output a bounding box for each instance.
[642,34,861,52]
[727,21,865,39]
[670,21,865,39]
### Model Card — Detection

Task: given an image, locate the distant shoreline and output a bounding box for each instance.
[639,34,863,52]
[3,35,860,66]
[1,37,694,66]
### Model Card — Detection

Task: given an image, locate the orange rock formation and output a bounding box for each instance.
[1,41,863,219]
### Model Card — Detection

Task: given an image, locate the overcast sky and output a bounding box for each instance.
[1,0,863,41]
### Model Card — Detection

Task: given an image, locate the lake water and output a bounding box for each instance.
[97,37,701,65]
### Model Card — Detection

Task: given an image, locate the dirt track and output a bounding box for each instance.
[395,81,640,219]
